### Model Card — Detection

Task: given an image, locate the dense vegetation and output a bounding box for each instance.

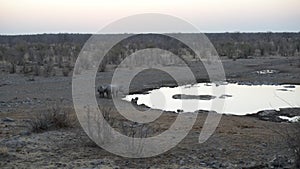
[0,33,299,76]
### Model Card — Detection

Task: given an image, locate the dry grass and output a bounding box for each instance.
[0,146,8,156]
[80,105,156,150]
[293,122,300,168]
[28,106,77,133]
[278,122,300,168]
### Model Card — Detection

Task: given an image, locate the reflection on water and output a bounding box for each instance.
[123,83,300,115]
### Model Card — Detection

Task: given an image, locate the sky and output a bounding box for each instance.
[1,0,300,34]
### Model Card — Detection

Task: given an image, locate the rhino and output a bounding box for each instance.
[97,84,120,98]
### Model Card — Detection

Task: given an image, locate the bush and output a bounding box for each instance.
[85,106,155,142]
[262,118,300,168]
[43,63,53,77]
[9,63,16,74]
[62,66,71,76]
[29,106,76,132]
[0,146,8,156]
[284,121,300,168]
[33,64,39,76]
[294,122,300,168]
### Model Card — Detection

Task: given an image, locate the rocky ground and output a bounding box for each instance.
[0,56,300,168]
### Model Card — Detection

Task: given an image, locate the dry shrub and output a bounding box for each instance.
[277,121,300,168]
[29,106,77,132]
[293,122,300,168]
[43,63,53,77]
[85,106,155,140]
[0,146,8,156]
[75,105,159,155]
[9,63,16,74]
[62,66,71,76]
[264,119,300,168]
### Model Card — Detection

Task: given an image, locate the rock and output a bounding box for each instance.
[179,167,189,169]
[237,82,253,86]
[27,77,35,81]
[199,162,207,166]
[220,162,229,168]
[208,160,221,168]
[247,108,300,123]
[0,83,9,87]
[243,163,267,169]
[19,130,31,136]
[177,109,184,113]
[261,143,267,147]
[5,138,26,148]
[283,85,295,88]
[90,159,104,166]
[243,161,257,168]
[179,159,185,165]
[269,155,290,168]
[2,117,15,122]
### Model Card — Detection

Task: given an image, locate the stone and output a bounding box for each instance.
[19,130,31,136]
[269,155,289,168]
[2,117,15,122]
[5,138,26,148]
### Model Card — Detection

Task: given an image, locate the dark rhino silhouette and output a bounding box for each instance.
[97,84,119,98]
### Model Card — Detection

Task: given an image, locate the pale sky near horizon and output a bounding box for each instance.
[1,0,300,34]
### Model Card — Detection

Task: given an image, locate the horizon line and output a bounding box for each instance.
[1,31,300,36]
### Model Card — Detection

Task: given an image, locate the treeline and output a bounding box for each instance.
[0,34,90,76]
[0,33,299,76]
[208,32,300,58]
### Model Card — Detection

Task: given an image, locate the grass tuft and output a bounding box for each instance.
[29,106,76,133]
[0,146,8,156]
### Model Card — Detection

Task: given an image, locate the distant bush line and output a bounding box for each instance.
[0,33,299,76]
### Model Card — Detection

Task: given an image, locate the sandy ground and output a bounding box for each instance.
[0,56,300,168]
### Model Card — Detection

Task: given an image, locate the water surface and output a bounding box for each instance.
[124,83,300,116]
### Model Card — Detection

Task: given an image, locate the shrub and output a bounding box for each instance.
[0,146,8,156]
[33,64,39,76]
[29,106,76,132]
[85,106,154,142]
[282,121,300,168]
[43,63,53,77]
[62,66,71,76]
[9,63,16,74]
[294,122,300,168]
